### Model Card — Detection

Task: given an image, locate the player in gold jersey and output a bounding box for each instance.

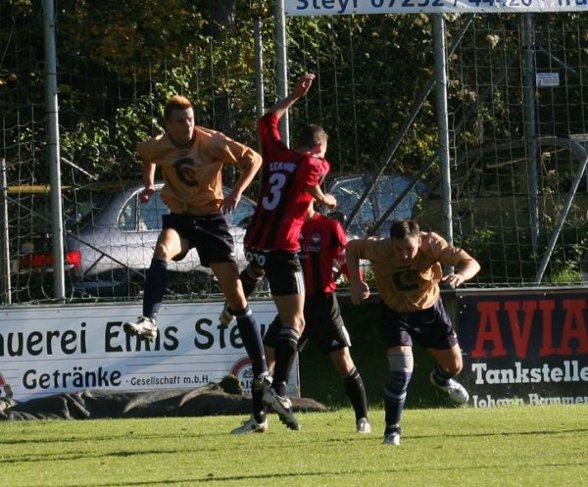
[123,95,278,430]
[346,219,480,446]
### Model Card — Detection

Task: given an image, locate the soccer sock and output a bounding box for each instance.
[235,306,267,378]
[384,350,414,427]
[432,363,456,385]
[272,327,300,397]
[240,265,263,298]
[252,387,266,425]
[142,258,168,319]
[384,369,412,426]
[343,367,369,422]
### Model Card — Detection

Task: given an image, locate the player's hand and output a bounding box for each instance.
[350,280,370,305]
[221,190,241,215]
[293,73,316,98]
[321,194,337,209]
[139,186,155,203]
[442,273,464,289]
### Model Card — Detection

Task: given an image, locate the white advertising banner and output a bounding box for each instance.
[0,301,298,402]
[285,0,588,16]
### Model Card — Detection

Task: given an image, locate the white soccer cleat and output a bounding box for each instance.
[231,416,268,434]
[382,425,401,446]
[123,316,158,342]
[430,372,470,404]
[356,417,372,434]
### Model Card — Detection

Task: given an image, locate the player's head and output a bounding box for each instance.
[164,95,195,145]
[327,210,346,227]
[389,219,421,265]
[296,124,328,158]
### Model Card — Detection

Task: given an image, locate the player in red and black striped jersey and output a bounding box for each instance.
[228,73,337,433]
[260,204,371,434]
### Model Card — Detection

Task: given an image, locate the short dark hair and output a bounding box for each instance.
[296,124,328,151]
[389,219,420,240]
[164,95,192,121]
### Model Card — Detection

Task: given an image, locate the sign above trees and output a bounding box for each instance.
[284,0,588,16]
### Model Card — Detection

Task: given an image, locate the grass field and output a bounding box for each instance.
[1,405,586,486]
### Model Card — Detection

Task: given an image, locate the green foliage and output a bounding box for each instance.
[457,224,587,286]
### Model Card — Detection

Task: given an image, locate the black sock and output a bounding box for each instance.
[235,306,267,377]
[240,266,263,298]
[384,369,412,426]
[343,367,368,422]
[252,387,266,424]
[273,327,300,397]
[432,363,456,385]
[142,258,168,318]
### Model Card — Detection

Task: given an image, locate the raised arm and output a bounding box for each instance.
[269,73,316,120]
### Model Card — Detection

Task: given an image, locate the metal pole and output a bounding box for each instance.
[274,0,289,145]
[346,16,475,235]
[42,0,66,300]
[0,158,12,305]
[523,13,540,254]
[433,14,453,245]
[536,142,588,284]
[254,17,265,121]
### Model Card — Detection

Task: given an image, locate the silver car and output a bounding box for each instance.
[66,183,256,296]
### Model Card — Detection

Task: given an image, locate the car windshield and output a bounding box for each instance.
[66,193,115,231]
[328,174,427,237]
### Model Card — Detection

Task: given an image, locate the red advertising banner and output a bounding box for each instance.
[458,288,587,407]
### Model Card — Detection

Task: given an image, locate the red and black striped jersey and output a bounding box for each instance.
[299,212,346,296]
[245,113,331,252]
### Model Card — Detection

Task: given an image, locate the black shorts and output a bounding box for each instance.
[264,292,351,354]
[162,212,235,267]
[380,298,458,350]
[244,247,304,296]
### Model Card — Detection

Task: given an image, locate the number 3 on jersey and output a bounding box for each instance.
[261,173,287,211]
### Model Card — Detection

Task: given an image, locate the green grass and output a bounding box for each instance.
[1,406,587,486]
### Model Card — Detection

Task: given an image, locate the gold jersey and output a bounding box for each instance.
[347,232,473,313]
[137,126,261,215]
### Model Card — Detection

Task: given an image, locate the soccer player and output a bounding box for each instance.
[122,95,273,427]
[227,73,337,431]
[346,219,481,446]
[232,204,371,434]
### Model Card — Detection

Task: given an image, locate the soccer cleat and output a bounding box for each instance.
[123,316,158,342]
[262,388,300,431]
[430,372,470,404]
[219,303,235,328]
[382,425,401,446]
[230,416,268,434]
[356,417,372,434]
[253,371,273,393]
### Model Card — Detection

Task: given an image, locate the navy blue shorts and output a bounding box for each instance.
[244,247,303,296]
[264,292,351,354]
[380,298,458,350]
[163,212,235,267]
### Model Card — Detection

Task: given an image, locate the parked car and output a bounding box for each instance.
[16,174,425,299]
[326,174,427,238]
[17,183,256,298]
